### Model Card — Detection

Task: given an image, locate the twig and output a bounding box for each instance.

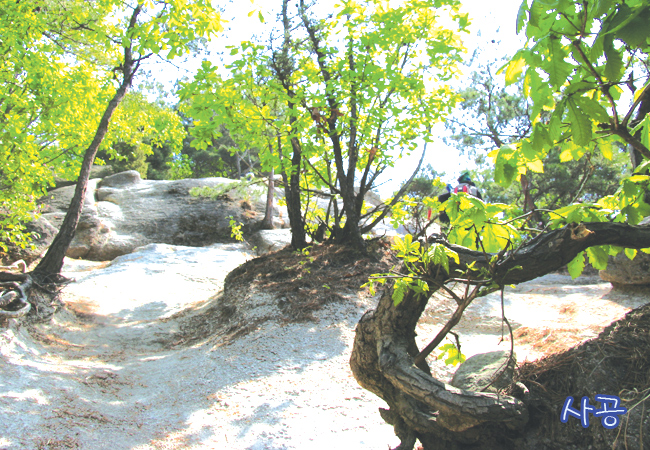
[480,286,515,392]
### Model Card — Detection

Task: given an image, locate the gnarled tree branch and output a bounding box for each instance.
[351,221,650,448]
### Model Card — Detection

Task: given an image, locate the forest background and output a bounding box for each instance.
[4,0,643,262]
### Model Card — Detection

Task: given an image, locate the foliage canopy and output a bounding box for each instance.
[0,0,223,254]
[180,0,470,248]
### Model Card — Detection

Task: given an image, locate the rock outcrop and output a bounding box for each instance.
[599,216,650,286]
[249,229,294,255]
[33,171,289,261]
[599,251,650,286]
[3,170,406,264]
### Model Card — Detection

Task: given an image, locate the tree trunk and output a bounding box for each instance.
[236,152,242,179]
[630,96,650,169]
[282,156,307,249]
[261,165,275,230]
[351,222,650,449]
[32,7,141,281]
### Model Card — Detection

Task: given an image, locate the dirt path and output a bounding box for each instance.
[1,244,400,450]
[1,244,648,449]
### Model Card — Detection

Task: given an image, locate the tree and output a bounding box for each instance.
[349,0,650,448]
[445,60,540,216]
[180,0,469,249]
[96,90,185,178]
[445,63,631,215]
[25,0,224,281]
[0,0,109,252]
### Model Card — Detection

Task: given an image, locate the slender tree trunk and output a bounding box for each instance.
[273,0,307,250]
[236,153,242,179]
[284,137,307,249]
[32,7,141,281]
[520,174,542,224]
[261,143,275,230]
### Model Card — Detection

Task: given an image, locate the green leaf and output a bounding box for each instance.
[567,251,586,279]
[625,248,637,260]
[544,35,572,88]
[587,246,609,270]
[567,98,592,146]
[516,0,529,33]
[430,243,458,274]
[504,56,527,85]
[603,37,624,81]
[615,8,650,49]
[494,144,520,187]
[574,97,610,124]
[526,159,544,173]
[392,278,410,306]
[599,140,614,160]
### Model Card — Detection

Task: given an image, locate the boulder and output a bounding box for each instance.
[97,170,141,188]
[7,170,405,263]
[599,252,650,286]
[599,216,650,286]
[249,229,293,255]
[450,350,516,393]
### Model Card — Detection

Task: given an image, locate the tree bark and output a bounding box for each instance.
[33,7,142,281]
[351,222,650,449]
[261,165,276,230]
[270,0,307,250]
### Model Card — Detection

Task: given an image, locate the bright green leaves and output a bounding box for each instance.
[503,54,527,86]
[392,235,459,275]
[492,144,521,187]
[181,0,468,244]
[364,235,460,307]
[587,245,609,270]
[615,175,650,225]
[567,246,609,278]
[437,342,466,366]
[129,0,223,59]
[445,193,521,253]
[567,251,586,279]
[503,0,650,245]
[491,138,546,188]
[392,276,430,307]
[566,98,592,146]
[0,0,224,251]
[602,1,650,50]
[393,234,421,263]
[516,0,528,34]
[543,35,572,90]
[430,243,460,275]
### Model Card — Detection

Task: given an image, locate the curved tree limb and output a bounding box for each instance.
[378,337,529,432]
[351,221,650,447]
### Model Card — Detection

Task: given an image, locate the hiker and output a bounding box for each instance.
[436,172,483,224]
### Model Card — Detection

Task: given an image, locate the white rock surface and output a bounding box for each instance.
[38,172,290,261]
[0,243,399,450]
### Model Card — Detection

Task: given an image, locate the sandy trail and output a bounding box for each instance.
[1,243,648,449]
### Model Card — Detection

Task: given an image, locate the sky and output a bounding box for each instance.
[148,0,528,199]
